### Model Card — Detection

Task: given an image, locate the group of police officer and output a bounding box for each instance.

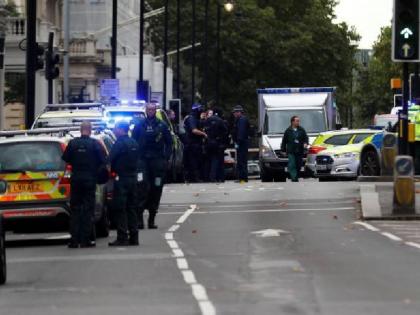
[62,103,172,248]
[183,104,250,183]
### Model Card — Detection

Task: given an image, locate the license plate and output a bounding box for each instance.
[316,165,328,171]
[8,182,42,194]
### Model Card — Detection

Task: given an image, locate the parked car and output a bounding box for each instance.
[0,128,113,237]
[307,129,380,175]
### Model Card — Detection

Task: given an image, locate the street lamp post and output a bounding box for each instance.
[0,0,6,130]
[191,0,196,107]
[163,0,169,110]
[176,0,181,99]
[111,0,117,79]
[139,0,145,83]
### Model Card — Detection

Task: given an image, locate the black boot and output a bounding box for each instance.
[148,212,158,229]
[108,239,129,247]
[138,212,144,230]
[129,232,139,246]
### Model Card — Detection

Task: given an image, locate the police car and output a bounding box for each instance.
[0,197,6,285]
[0,128,113,237]
[32,103,104,129]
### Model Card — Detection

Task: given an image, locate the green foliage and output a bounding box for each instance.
[353,27,402,127]
[148,0,359,121]
[5,73,25,103]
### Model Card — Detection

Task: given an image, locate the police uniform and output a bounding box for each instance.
[204,115,228,182]
[62,135,106,248]
[184,113,204,182]
[132,116,172,229]
[233,114,250,182]
[109,134,140,246]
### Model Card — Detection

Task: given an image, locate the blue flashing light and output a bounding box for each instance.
[257,87,336,94]
[120,99,129,105]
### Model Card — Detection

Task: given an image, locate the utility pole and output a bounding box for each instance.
[202,0,209,106]
[0,0,6,130]
[176,0,180,99]
[111,0,117,79]
[139,0,144,83]
[163,0,169,109]
[215,4,221,107]
[63,0,70,103]
[25,0,37,128]
[191,0,196,106]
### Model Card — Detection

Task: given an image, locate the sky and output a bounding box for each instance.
[335,0,393,49]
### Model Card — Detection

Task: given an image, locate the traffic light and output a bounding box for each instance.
[45,32,60,80]
[35,43,45,70]
[45,51,60,80]
[393,0,420,62]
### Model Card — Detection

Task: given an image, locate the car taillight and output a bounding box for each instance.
[60,164,72,185]
[309,145,327,155]
[110,171,117,178]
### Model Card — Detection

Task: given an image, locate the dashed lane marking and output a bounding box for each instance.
[354,221,420,251]
[166,204,216,315]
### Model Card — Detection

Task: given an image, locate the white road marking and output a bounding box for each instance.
[166,204,216,315]
[172,249,184,257]
[381,232,403,242]
[182,270,197,284]
[177,258,189,270]
[353,221,380,232]
[177,205,197,224]
[168,224,180,232]
[167,240,179,249]
[405,242,420,249]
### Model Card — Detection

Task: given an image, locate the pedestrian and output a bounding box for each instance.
[280,116,309,182]
[62,121,107,248]
[232,105,250,183]
[183,104,208,182]
[204,108,228,182]
[132,103,173,229]
[108,121,140,246]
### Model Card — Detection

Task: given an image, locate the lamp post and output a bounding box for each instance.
[0,0,6,130]
[111,0,117,79]
[163,0,169,109]
[176,0,181,99]
[139,0,145,83]
[191,0,196,107]
[215,0,234,107]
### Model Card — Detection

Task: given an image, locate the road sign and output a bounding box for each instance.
[392,0,420,62]
[100,79,120,100]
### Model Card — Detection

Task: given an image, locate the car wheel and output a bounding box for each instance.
[361,150,380,176]
[96,205,110,238]
[0,231,6,285]
[273,173,287,182]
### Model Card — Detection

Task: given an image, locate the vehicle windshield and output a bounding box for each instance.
[264,109,326,134]
[34,117,103,128]
[0,142,65,172]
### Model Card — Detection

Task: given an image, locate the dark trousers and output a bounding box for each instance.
[138,158,166,216]
[209,147,225,182]
[184,143,202,182]
[288,153,303,182]
[70,178,96,244]
[236,142,248,181]
[113,176,138,240]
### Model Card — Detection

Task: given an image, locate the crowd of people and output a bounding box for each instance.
[181,104,250,183]
[60,102,252,248]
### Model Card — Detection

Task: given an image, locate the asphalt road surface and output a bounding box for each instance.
[2,181,420,315]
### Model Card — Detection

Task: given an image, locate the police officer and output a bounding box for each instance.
[184,104,207,182]
[232,105,250,183]
[280,116,309,182]
[109,121,140,246]
[204,109,228,182]
[62,121,107,248]
[132,103,173,229]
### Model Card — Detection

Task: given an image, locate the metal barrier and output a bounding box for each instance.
[393,155,415,215]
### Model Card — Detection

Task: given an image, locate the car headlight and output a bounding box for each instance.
[333,152,359,159]
[260,145,277,159]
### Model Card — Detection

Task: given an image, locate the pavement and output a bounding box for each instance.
[2,180,420,314]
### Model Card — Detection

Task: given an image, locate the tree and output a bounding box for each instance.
[353,27,401,127]
[147,0,359,122]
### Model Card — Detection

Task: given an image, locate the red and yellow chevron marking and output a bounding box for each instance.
[0,171,70,202]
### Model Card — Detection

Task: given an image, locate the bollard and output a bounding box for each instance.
[393,156,415,215]
[381,133,398,176]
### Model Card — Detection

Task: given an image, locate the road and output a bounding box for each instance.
[2,181,420,315]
